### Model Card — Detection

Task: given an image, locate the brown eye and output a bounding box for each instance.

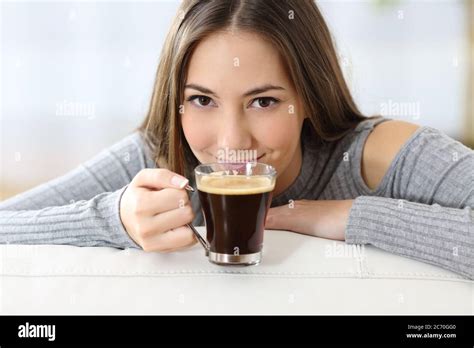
[187,95,215,107]
[250,97,279,109]
[198,96,211,106]
[258,98,270,107]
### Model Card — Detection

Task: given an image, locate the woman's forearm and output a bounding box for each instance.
[0,187,140,249]
[346,195,474,280]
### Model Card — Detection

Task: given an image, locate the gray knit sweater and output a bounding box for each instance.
[1,116,473,279]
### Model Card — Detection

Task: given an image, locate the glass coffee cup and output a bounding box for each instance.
[193,162,276,266]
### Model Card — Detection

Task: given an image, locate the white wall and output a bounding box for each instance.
[0,0,469,198]
[319,0,468,136]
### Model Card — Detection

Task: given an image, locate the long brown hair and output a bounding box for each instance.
[137,0,368,178]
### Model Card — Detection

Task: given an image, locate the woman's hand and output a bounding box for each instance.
[119,168,197,252]
[264,199,355,241]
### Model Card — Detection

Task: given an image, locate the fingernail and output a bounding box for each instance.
[171,175,189,188]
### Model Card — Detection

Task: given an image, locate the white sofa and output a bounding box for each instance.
[0,227,471,314]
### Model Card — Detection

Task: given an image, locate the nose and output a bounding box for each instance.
[216,111,253,155]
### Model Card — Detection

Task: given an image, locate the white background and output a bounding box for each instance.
[0,0,470,198]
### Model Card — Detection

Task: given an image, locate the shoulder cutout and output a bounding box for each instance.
[361,120,420,191]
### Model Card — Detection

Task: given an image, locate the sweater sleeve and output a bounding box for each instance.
[345,126,474,280]
[0,131,154,249]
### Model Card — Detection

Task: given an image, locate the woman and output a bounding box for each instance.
[1,0,472,279]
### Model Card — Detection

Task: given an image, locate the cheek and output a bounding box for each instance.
[181,114,215,151]
[253,112,301,152]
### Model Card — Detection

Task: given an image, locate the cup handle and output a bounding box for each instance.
[184,183,209,255]
[187,223,209,255]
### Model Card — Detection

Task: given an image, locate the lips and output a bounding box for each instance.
[232,153,265,163]
[212,153,267,172]
[214,153,266,163]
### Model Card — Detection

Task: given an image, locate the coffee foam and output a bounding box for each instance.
[197,175,275,195]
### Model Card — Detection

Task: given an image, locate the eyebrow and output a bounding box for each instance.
[184,83,285,98]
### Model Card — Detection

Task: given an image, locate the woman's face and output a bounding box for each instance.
[181,30,306,195]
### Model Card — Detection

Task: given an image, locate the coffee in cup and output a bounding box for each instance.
[194,163,276,266]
